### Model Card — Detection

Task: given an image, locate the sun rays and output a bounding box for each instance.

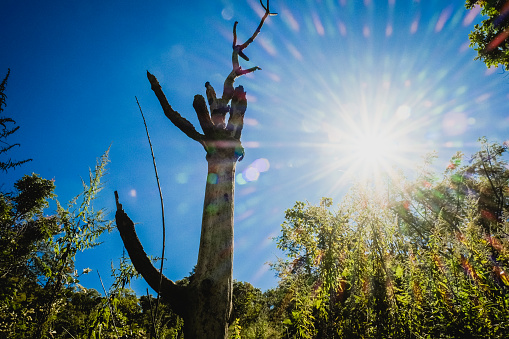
[233,1,502,201]
[206,0,509,286]
[323,90,426,193]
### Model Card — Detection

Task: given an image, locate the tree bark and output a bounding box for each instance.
[115,146,238,338]
[184,147,237,337]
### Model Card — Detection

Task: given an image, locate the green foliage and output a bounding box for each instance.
[1,130,507,339]
[392,137,508,239]
[272,139,509,338]
[139,294,184,339]
[0,175,58,278]
[51,288,165,338]
[0,150,114,338]
[0,174,59,337]
[228,280,282,338]
[110,250,141,292]
[0,69,32,172]
[466,0,509,68]
[230,318,243,339]
[231,281,264,326]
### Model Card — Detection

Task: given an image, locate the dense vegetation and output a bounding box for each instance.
[1,138,507,338]
[0,152,114,338]
[268,138,509,338]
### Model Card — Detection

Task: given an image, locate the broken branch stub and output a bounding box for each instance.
[226,86,247,141]
[193,94,215,137]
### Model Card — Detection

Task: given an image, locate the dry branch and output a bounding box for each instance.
[226,86,247,141]
[147,71,205,147]
[193,94,215,136]
[114,191,187,315]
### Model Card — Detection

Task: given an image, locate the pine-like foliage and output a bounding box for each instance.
[0,69,32,172]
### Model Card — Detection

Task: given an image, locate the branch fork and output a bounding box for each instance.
[146,0,276,162]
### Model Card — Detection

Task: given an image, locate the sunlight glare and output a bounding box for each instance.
[354,134,398,167]
[325,93,427,194]
[344,128,403,185]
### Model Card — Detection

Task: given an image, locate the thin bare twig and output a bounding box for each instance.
[97,271,120,339]
[146,288,159,338]
[239,0,277,51]
[62,327,77,339]
[135,96,166,331]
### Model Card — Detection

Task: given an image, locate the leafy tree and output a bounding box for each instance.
[0,175,59,337]
[466,0,509,68]
[51,288,157,338]
[228,280,283,338]
[0,150,114,338]
[49,288,107,338]
[391,137,508,239]
[114,2,277,338]
[0,69,32,172]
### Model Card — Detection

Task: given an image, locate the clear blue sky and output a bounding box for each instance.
[1,0,508,294]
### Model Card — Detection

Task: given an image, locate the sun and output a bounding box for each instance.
[351,131,400,172]
[299,69,435,197]
[344,128,404,183]
[324,100,426,192]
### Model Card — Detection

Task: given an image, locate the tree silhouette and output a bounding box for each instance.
[114,1,276,338]
[0,69,32,172]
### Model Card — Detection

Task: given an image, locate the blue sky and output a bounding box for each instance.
[1,0,508,294]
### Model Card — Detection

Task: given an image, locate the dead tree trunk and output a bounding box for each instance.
[114,2,276,338]
[185,146,238,336]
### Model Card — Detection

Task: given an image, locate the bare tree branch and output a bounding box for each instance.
[238,0,277,52]
[147,71,205,146]
[114,191,187,315]
[226,85,247,141]
[223,1,276,103]
[193,94,215,137]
